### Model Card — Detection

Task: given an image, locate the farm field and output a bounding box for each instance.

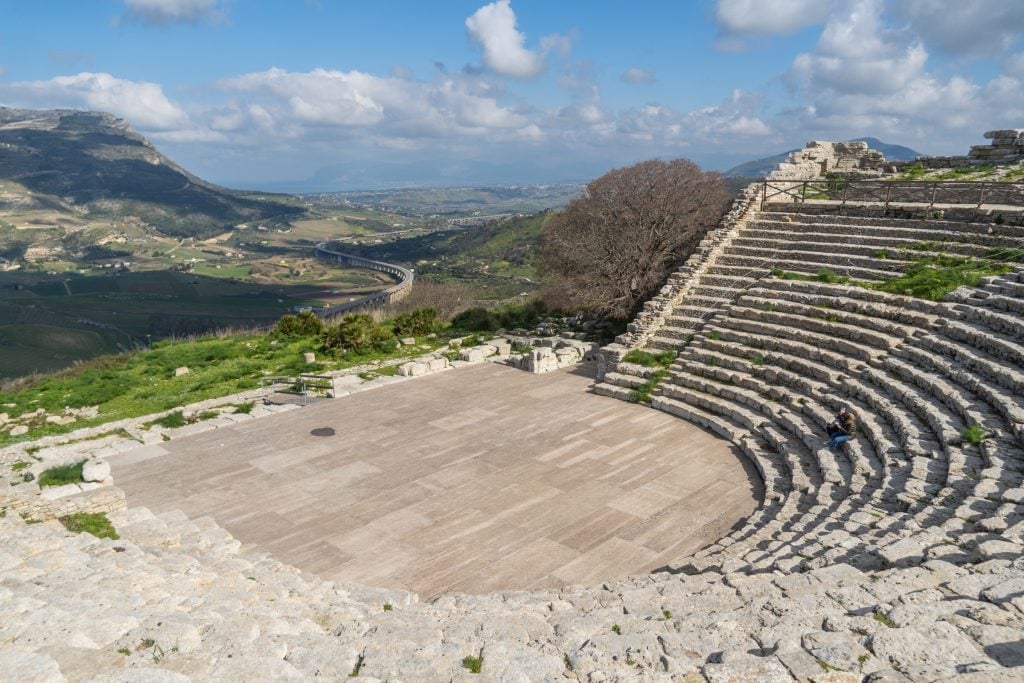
[0,267,399,379]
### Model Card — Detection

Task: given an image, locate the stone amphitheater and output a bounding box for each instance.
[4,136,1024,681]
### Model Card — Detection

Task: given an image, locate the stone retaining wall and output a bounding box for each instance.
[1,483,126,522]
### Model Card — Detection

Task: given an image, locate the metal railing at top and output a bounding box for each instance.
[760,178,1024,211]
[260,374,336,405]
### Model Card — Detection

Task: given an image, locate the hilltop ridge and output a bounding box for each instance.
[0,106,304,238]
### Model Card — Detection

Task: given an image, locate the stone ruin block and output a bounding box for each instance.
[397,361,429,377]
[526,347,559,374]
[458,344,497,363]
[426,356,449,372]
[490,338,511,357]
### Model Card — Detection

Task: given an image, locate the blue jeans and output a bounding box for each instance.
[829,434,849,449]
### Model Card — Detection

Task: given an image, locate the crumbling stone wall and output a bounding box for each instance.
[769,140,886,179]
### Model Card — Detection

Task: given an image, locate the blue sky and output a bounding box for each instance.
[1,0,1023,189]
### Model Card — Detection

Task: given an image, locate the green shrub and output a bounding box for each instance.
[961,424,986,445]
[391,308,439,336]
[273,311,324,337]
[450,299,549,333]
[59,512,119,540]
[323,314,394,353]
[462,655,483,674]
[38,460,85,487]
[235,401,254,414]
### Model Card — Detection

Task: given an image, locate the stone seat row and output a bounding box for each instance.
[758,207,1024,239]
[630,277,1024,578]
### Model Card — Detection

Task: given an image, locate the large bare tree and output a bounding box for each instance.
[538,159,731,319]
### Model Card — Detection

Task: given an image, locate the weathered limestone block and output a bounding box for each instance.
[491,338,511,356]
[9,425,28,436]
[173,367,189,377]
[869,622,990,675]
[396,361,427,377]
[82,459,111,483]
[555,347,581,368]
[302,352,315,364]
[458,344,496,363]
[400,337,416,346]
[525,347,559,374]
[426,356,449,372]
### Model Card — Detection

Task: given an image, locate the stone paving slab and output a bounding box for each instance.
[110,363,761,598]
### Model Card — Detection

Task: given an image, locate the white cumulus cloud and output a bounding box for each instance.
[716,0,832,36]
[218,67,534,145]
[118,0,226,26]
[621,68,655,84]
[466,0,546,79]
[779,0,1024,146]
[0,72,190,130]
[890,0,1024,57]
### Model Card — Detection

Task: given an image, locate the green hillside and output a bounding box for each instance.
[346,211,551,297]
[0,107,304,238]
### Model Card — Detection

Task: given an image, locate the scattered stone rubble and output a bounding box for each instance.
[0,406,98,439]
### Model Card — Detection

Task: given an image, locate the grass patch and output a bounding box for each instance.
[11,460,30,472]
[985,247,1024,262]
[628,369,669,404]
[611,624,622,635]
[461,655,483,674]
[961,424,986,446]
[895,163,928,180]
[621,349,676,368]
[870,256,1010,300]
[234,401,255,414]
[772,251,1016,302]
[872,611,895,628]
[59,511,119,540]
[751,356,765,366]
[0,318,453,447]
[146,410,186,430]
[38,460,85,487]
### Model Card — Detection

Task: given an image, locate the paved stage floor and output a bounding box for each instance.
[111,363,762,598]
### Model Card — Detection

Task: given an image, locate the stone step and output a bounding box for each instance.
[734,232,1000,256]
[717,252,908,279]
[755,211,1024,238]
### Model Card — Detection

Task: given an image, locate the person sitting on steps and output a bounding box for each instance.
[825,406,857,449]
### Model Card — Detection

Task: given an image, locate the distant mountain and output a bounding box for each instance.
[724,137,922,178]
[0,107,304,238]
